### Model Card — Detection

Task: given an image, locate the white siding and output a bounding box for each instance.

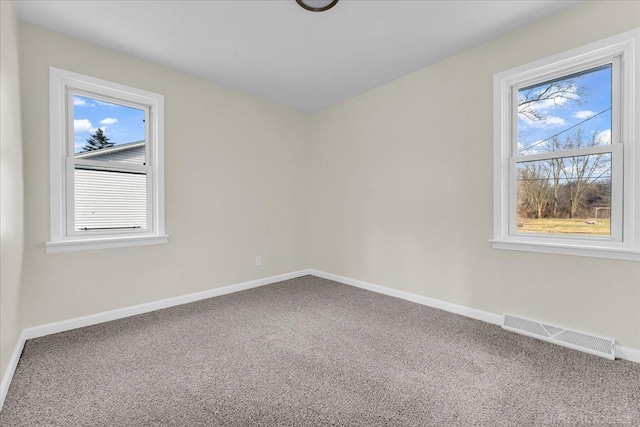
[79,145,145,164]
[74,168,147,230]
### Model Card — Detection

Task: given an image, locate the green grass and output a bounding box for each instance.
[517,218,611,235]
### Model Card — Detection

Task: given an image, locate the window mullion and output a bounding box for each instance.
[610,143,623,241]
[508,156,518,236]
[145,108,151,167]
[65,158,75,237]
[71,88,150,112]
[512,55,621,93]
[511,87,519,157]
[514,145,614,163]
[611,56,621,147]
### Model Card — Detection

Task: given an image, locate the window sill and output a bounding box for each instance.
[46,234,169,254]
[491,239,640,261]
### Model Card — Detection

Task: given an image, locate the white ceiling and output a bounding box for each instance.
[15,0,579,113]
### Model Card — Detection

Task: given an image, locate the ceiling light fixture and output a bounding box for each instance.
[296,0,339,12]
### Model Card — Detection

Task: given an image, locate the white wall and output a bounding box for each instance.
[18,22,309,329]
[0,0,25,383]
[8,1,640,359]
[307,1,640,349]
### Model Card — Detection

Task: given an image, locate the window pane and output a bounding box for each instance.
[516,153,611,235]
[517,65,612,155]
[75,167,147,231]
[73,95,146,165]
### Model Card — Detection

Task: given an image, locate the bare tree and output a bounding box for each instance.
[518,162,550,219]
[517,82,584,214]
[548,150,563,218]
[517,79,601,220]
[518,80,585,123]
[559,129,611,218]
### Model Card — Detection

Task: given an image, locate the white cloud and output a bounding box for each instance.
[99,117,118,125]
[541,116,565,126]
[596,129,611,145]
[74,119,108,134]
[574,110,595,119]
[521,115,565,129]
[74,119,96,133]
[518,140,549,156]
[73,98,87,106]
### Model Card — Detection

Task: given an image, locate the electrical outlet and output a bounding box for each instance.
[256,256,262,266]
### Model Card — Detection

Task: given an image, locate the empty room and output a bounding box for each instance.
[1,0,640,425]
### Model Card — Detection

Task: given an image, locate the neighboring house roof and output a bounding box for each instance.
[76,140,145,159]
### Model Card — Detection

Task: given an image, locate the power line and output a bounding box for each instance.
[519,107,611,153]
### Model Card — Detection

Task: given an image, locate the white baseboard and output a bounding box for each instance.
[0,269,311,410]
[308,269,640,364]
[2,267,639,411]
[20,269,312,341]
[308,269,503,325]
[0,330,27,411]
[615,346,640,363]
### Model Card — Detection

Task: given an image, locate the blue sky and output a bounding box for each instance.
[73,95,145,153]
[517,65,612,155]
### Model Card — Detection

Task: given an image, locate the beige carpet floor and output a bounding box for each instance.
[1,275,639,426]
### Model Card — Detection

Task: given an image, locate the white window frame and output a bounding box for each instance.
[47,67,168,253]
[492,30,639,262]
